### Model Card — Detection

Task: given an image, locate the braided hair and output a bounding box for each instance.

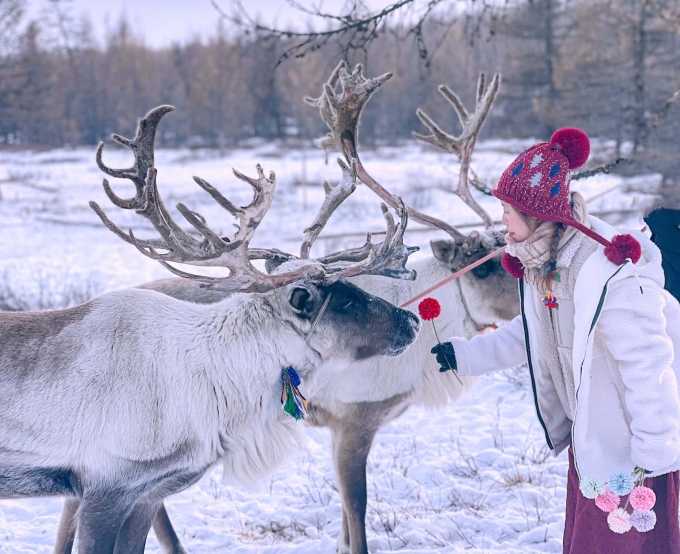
[536,223,566,295]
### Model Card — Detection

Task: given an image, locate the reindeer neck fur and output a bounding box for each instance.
[194,289,317,486]
[312,255,479,405]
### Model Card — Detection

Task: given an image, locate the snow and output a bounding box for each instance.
[0,139,661,552]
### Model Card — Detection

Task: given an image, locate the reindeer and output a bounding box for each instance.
[302,62,519,554]
[51,65,520,554]
[0,104,425,554]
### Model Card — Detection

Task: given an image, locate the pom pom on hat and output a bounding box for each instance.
[569,221,643,266]
[501,253,525,279]
[550,128,590,169]
[604,233,642,265]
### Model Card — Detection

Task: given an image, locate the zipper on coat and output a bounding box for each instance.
[519,279,555,450]
[571,260,630,479]
[548,305,561,346]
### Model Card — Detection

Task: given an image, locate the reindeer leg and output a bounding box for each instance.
[76,489,133,554]
[114,498,163,554]
[52,498,79,554]
[152,503,187,554]
[332,420,379,554]
[332,428,351,554]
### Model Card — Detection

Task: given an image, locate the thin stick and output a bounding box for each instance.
[401,245,507,307]
[432,320,463,385]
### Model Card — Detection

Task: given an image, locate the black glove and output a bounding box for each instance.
[431,342,457,373]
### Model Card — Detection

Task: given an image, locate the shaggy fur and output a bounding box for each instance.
[50,240,519,554]
[0,280,419,554]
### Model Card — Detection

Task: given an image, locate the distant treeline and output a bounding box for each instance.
[0,0,678,177]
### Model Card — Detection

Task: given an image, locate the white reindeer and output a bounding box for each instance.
[304,63,519,554]
[52,65,520,554]
[0,106,424,554]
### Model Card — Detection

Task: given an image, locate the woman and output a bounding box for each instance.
[432,129,680,553]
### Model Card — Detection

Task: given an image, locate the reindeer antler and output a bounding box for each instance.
[326,199,418,282]
[91,105,417,293]
[300,157,358,259]
[414,73,501,229]
[305,61,467,242]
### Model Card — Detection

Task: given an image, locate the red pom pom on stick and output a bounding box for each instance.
[418,297,441,321]
[419,298,463,385]
[550,127,590,169]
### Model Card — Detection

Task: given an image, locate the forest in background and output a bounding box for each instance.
[0,0,678,181]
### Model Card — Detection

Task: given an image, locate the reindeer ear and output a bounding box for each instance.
[289,285,319,316]
[265,257,286,275]
[431,240,465,269]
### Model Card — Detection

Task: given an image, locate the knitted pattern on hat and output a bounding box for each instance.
[493,129,589,224]
[494,128,641,268]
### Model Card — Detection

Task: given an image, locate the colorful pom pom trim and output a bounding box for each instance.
[583,468,657,534]
[631,509,657,533]
[607,508,632,534]
[580,475,606,499]
[595,488,620,513]
[629,486,656,511]
[609,471,635,496]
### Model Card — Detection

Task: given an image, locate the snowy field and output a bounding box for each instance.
[0,138,663,553]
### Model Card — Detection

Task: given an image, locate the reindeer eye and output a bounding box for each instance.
[337,297,356,315]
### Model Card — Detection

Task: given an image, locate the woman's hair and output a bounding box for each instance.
[515,209,566,294]
[514,210,541,235]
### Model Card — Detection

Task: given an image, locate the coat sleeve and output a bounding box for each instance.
[448,314,527,376]
[598,277,680,472]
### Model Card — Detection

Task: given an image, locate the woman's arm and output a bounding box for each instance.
[447,314,528,376]
[599,277,680,472]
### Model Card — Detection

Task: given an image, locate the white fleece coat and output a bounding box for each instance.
[450,216,680,481]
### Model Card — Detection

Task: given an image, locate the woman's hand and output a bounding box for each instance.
[431,342,457,373]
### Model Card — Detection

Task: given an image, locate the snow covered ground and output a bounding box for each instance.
[0,138,663,552]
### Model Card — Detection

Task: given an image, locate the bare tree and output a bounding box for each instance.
[211,0,507,66]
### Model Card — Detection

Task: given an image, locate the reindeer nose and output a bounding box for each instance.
[406,311,420,332]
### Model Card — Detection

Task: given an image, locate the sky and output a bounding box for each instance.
[27,0,393,48]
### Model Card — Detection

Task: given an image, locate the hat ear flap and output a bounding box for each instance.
[501,253,525,279]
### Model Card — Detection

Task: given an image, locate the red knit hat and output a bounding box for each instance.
[493,128,641,272]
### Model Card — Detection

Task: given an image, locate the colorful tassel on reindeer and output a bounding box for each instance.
[281,366,308,420]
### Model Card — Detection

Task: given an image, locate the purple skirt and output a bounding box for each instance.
[564,448,680,554]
